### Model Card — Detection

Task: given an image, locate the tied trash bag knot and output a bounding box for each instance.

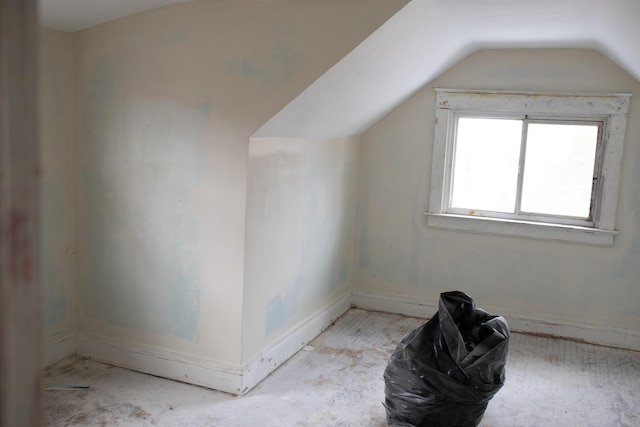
[384,291,509,427]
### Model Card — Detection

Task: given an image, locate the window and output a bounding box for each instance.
[427,89,631,245]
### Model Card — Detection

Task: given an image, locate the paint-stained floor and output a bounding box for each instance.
[44,309,640,426]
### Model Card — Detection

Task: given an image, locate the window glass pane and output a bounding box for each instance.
[451,117,522,213]
[521,123,598,218]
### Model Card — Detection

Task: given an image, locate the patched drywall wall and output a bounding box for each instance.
[73,0,407,373]
[243,136,359,362]
[39,28,76,364]
[357,49,640,332]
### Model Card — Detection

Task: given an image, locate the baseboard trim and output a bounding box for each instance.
[69,289,638,395]
[503,312,640,352]
[352,289,437,319]
[351,289,640,352]
[77,335,243,395]
[240,292,351,394]
[44,334,76,367]
[75,293,352,396]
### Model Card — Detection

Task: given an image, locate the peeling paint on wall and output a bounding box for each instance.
[81,62,209,339]
[71,0,412,368]
[245,137,358,352]
[265,278,300,337]
[225,28,305,90]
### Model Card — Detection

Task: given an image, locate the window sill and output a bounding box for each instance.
[425,213,616,246]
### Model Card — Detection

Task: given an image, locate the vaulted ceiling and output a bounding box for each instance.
[38,0,640,139]
[254,0,640,138]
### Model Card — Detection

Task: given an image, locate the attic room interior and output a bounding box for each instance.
[2,0,640,425]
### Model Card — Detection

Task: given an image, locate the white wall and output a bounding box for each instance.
[243,136,359,370]
[71,0,406,393]
[356,49,640,346]
[40,28,76,365]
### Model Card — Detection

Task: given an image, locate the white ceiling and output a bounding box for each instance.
[39,0,191,32]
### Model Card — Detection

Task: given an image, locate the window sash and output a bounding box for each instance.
[445,114,605,228]
[427,89,631,246]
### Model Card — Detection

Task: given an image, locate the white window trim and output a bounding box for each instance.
[426,89,631,246]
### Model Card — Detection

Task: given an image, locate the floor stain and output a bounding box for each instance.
[543,354,561,365]
[313,374,330,386]
[315,346,364,359]
[131,405,152,419]
[69,413,90,425]
[55,357,88,374]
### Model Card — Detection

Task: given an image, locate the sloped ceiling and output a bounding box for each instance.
[253,0,640,139]
[39,0,639,139]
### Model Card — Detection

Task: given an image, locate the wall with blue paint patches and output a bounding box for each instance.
[39,28,76,361]
[357,49,640,332]
[243,136,359,362]
[72,0,406,369]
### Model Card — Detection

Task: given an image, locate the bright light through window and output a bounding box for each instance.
[451,118,522,213]
[521,123,598,218]
[451,118,600,220]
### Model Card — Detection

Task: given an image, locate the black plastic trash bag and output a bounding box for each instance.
[384,291,509,427]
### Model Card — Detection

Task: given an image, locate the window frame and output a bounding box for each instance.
[426,89,631,246]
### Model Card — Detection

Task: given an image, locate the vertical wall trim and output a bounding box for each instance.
[0,0,42,425]
[241,292,351,394]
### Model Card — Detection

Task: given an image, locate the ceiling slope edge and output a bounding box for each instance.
[252,0,640,140]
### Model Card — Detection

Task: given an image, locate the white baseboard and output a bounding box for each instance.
[69,289,638,396]
[44,334,76,367]
[77,335,243,395]
[240,292,351,394]
[351,289,640,352]
[503,312,640,352]
[76,293,351,395]
[352,289,437,319]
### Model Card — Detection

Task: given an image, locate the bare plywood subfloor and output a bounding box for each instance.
[43,309,640,426]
